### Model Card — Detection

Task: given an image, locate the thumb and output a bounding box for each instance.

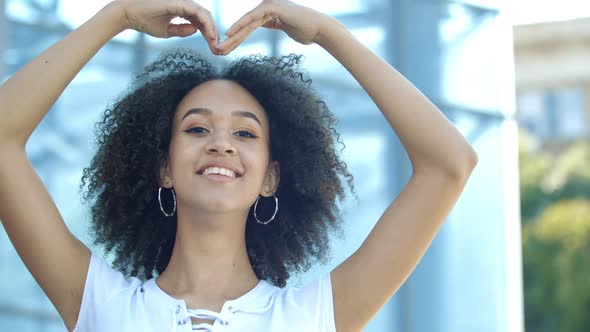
[261,18,285,30]
[167,23,198,38]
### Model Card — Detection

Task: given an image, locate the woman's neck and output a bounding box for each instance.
[156,206,259,307]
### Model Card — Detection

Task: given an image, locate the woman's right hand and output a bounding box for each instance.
[113,0,220,54]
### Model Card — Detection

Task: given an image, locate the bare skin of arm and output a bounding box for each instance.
[318,16,479,332]
[0,1,219,330]
[218,1,479,331]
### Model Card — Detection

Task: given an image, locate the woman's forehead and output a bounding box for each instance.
[175,80,268,128]
[175,80,267,122]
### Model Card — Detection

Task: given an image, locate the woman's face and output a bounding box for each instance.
[162,79,279,214]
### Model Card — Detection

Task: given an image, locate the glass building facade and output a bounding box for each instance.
[0,0,523,331]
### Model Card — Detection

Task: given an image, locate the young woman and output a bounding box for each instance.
[0,0,478,331]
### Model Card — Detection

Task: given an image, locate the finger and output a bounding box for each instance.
[167,23,198,38]
[225,15,256,37]
[196,9,217,42]
[226,6,273,37]
[188,14,220,54]
[207,10,221,47]
[200,7,220,47]
[178,3,217,42]
[219,20,263,55]
[194,21,220,54]
[220,18,270,54]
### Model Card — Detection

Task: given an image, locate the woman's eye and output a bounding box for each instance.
[185,127,256,138]
[235,130,258,139]
[185,127,208,134]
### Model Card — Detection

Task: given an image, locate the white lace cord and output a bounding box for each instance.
[186,308,229,331]
[171,291,274,331]
[229,296,274,315]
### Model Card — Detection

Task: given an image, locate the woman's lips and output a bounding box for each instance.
[199,173,239,183]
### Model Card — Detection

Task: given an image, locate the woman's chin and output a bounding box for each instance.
[191,198,250,215]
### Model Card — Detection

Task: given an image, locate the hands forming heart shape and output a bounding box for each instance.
[120,0,329,56]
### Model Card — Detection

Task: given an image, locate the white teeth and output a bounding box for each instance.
[203,167,236,178]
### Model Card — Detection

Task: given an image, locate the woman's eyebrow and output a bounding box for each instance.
[181,108,262,126]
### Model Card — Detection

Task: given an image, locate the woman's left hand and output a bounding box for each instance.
[218,0,329,55]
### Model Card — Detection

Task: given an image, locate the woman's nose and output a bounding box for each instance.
[206,131,236,155]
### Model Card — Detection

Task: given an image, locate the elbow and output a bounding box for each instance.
[437,148,479,183]
[454,149,478,182]
[413,147,479,182]
[468,148,479,170]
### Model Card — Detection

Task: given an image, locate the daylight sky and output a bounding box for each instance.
[54,0,590,27]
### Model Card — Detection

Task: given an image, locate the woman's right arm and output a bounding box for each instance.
[0,0,219,146]
[0,1,218,330]
[0,3,127,146]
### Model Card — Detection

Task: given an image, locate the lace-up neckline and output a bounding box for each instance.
[184,308,229,331]
[141,277,277,331]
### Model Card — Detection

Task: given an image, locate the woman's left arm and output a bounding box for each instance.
[316,16,479,332]
[220,3,478,331]
[316,17,478,177]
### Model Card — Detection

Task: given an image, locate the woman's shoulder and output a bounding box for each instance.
[276,272,333,303]
[87,251,143,293]
[72,251,148,332]
[269,272,336,331]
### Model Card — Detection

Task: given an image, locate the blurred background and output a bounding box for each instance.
[0,0,588,331]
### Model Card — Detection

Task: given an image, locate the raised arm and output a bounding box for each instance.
[316,17,478,331]
[0,0,220,147]
[0,1,219,330]
[218,1,478,331]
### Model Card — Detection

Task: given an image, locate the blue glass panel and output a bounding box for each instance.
[400,1,505,114]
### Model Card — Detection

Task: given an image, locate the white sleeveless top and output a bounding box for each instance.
[72,252,336,331]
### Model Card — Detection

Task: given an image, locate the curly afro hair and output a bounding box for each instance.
[80,49,354,287]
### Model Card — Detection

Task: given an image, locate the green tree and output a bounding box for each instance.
[520,129,590,332]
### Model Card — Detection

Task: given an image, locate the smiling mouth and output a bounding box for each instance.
[198,172,240,183]
[197,166,243,178]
